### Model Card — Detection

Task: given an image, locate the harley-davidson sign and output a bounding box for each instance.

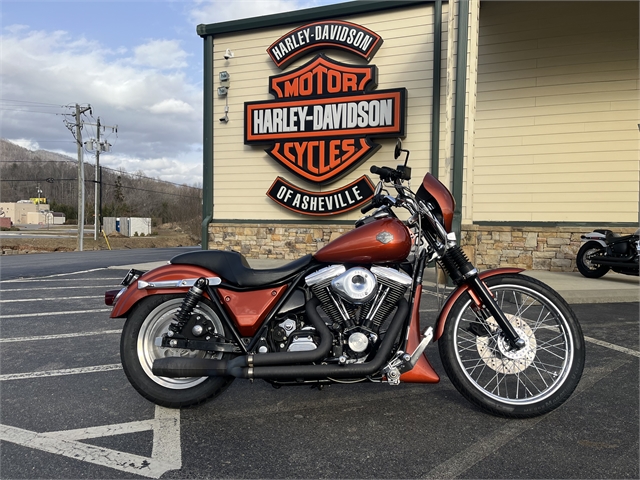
[245,22,406,216]
[267,20,383,69]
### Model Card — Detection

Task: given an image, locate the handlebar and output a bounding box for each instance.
[370,165,399,182]
[361,193,383,214]
[370,164,412,182]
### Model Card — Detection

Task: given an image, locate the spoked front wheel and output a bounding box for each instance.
[439,274,585,418]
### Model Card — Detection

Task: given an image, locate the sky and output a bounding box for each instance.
[0,0,348,186]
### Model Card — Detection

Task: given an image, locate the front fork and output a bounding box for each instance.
[440,245,525,350]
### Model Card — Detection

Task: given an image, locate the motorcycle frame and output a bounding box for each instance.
[109,250,524,383]
[108,165,531,382]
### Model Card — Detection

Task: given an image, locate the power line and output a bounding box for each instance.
[100,165,201,189]
[0,161,201,190]
[101,181,201,199]
[2,178,200,199]
[0,98,66,107]
[0,108,66,115]
[0,160,201,189]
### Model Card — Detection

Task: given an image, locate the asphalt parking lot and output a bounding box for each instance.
[0,256,638,479]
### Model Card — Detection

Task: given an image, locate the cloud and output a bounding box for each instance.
[7,138,40,151]
[188,0,331,24]
[0,27,202,183]
[0,1,341,185]
[148,98,194,115]
[133,39,190,69]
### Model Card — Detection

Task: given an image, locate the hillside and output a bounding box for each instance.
[0,139,76,163]
[0,139,203,239]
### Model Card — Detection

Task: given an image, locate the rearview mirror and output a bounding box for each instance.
[394,139,402,160]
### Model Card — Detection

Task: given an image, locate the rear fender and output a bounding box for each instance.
[109,264,219,318]
[581,232,607,248]
[433,268,524,341]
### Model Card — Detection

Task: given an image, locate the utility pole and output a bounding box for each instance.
[84,118,116,240]
[74,103,91,251]
[94,117,101,240]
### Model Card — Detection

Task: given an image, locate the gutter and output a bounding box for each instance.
[451,0,469,241]
[202,34,214,250]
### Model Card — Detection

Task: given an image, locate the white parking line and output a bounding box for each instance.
[0,268,108,282]
[1,278,122,283]
[0,295,103,303]
[2,285,118,292]
[0,364,122,381]
[584,335,640,358]
[0,330,121,343]
[0,405,181,478]
[423,359,630,479]
[0,308,112,319]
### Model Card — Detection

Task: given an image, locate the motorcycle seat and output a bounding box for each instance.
[170,250,313,288]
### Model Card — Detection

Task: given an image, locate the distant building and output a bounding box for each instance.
[103,217,152,237]
[0,202,50,224]
[0,202,64,225]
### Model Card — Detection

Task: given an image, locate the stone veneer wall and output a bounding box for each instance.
[209,223,638,271]
[462,225,638,272]
[208,223,353,260]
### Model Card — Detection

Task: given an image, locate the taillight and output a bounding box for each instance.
[105,287,126,306]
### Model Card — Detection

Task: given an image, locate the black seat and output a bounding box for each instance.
[170,250,314,288]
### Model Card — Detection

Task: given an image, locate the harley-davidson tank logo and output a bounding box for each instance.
[376,232,394,244]
[244,55,407,184]
[267,20,383,69]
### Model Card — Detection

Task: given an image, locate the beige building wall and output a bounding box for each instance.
[0,202,50,224]
[472,1,639,223]
[211,3,443,221]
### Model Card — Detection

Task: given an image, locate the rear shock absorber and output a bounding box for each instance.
[438,246,477,286]
[167,277,208,337]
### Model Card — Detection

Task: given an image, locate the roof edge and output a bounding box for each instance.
[197,0,431,37]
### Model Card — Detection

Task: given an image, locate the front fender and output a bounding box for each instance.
[109,264,219,318]
[433,268,523,341]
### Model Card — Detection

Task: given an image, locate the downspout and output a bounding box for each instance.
[452,0,469,241]
[202,34,214,250]
[431,0,443,179]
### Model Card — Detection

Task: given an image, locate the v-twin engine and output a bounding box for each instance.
[305,264,412,335]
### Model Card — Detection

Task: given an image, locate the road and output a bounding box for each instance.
[0,247,199,280]
[0,249,638,479]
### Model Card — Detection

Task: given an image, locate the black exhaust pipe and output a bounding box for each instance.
[590,255,638,267]
[153,297,332,377]
[246,299,408,380]
[153,299,409,381]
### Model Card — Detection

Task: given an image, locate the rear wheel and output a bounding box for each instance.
[120,294,234,408]
[439,274,585,418]
[576,241,609,278]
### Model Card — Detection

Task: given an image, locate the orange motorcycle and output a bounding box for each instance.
[106,141,585,418]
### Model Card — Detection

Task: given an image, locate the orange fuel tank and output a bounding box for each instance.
[314,217,411,264]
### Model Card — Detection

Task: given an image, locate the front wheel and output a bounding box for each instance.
[439,274,585,418]
[120,294,234,408]
[576,241,609,278]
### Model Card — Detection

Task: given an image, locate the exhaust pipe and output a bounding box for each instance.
[247,299,408,380]
[590,255,638,267]
[153,297,331,376]
[152,299,409,381]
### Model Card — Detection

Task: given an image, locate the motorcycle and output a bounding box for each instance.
[106,140,585,418]
[577,229,639,278]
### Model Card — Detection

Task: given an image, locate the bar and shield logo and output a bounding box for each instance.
[244,22,406,216]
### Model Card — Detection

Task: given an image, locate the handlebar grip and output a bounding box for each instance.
[370,165,399,181]
[361,202,375,214]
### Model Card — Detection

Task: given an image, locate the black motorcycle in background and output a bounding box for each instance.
[577,229,639,278]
